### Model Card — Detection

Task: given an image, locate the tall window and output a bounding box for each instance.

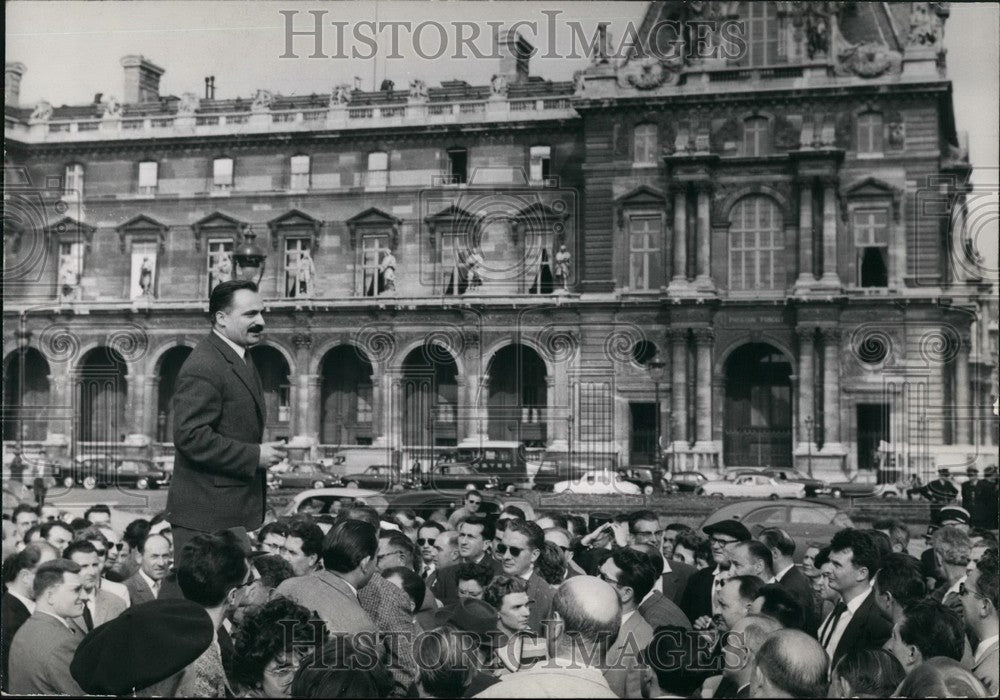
[138,161,158,195]
[853,209,889,287]
[357,383,373,423]
[64,163,84,197]
[633,124,658,165]
[207,239,234,293]
[857,112,883,154]
[729,196,782,290]
[628,215,662,290]
[740,1,780,66]
[366,152,388,191]
[284,238,311,297]
[440,232,468,295]
[213,157,234,191]
[360,233,391,296]
[447,148,468,184]
[290,155,310,190]
[743,117,770,156]
[529,145,551,183]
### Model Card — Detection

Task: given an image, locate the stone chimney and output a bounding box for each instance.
[496,29,533,85]
[6,62,26,107]
[121,55,165,103]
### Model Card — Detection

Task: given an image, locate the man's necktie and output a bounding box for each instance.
[82,604,94,632]
[821,601,848,648]
[151,580,160,598]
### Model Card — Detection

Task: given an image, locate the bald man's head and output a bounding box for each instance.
[553,575,622,658]
[724,615,782,683]
[751,629,829,698]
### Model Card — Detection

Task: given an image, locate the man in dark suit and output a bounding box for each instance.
[1,543,57,692]
[631,545,691,630]
[166,280,287,554]
[628,510,695,603]
[817,528,891,668]
[124,533,171,606]
[496,520,554,635]
[433,516,503,605]
[680,520,751,624]
[759,527,819,635]
[961,467,980,518]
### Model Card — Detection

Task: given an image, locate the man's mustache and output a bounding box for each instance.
[248,325,265,333]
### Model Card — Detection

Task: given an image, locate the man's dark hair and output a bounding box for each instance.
[418,520,447,535]
[459,515,495,542]
[123,518,151,551]
[504,519,544,553]
[454,562,493,589]
[256,521,288,544]
[69,518,90,532]
[383,566,426,613]
[641,625,705,696]
[739,540,774,575]
[63,540,98,561]
[759,527,797,558]
[873,519,910,551]
[499,505,526,521]
[898,599,965,662]
[415,626,476,699]
[286,520,324,559]
[344,504,381,530]
[972,547,999,610]
[209,279,258,319]
[611,546,659,603]
[464,489,482,502]
[39,520,72,541]
[22,525,42,545]
[33,558,82,598]
[674,529,710,564]
[11,504,39,521]
[868,530,893,566]
[177,531,249,607]
[73,526,110,548]
[83,505,111,523]
[484,575,528,611]
[832,648,905,698]
[2,543,48,584]
[251,554,295,589]
[754,584,805,630]
[874,553,926,609]
[814,546,832,570]
[322,520,378,573]
[729,574,765,603]
[537,542,567,586]
[664,522,692,535]
[536,511,569,530]
[628,510,660,530]
[829,529,881,581]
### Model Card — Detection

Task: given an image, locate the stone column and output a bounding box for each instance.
[126,373,150,437]
[144,376,160,439]
[371,368,383,441]
[388,374,403,449]
[296,374,320,441]
[669,328,688,445]
[795,180,814,287]
[821,328,842,445]
[670,188,688,287]
[692,328,714,448]
[548,355,570,450]
[796,328,816,445]
[819,179,841,286]
[46,372,73,441]
[455,375,469,440]
[954,336,971,445]
[695,186,713,289]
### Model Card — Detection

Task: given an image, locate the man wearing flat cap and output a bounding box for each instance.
[680,520,751,624]
[926,468,959,504]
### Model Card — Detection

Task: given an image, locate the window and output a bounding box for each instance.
[366,151,388,191]
[857,112,883,154]
[628,215,662,290]
[290,155,310,190]
[360,233,391,296]
[529,145,551,183]
[207,239,234,294]
[447,148,467,184]
[283,238,311,298]
[740,1,780,66]
[58,241,84,293]
[138,161,158,195]
[357,384,373,423]
[64,163,84,197]
[743,117,770,157]
[278,385,290,422]
[633,124,658,165]
[440,232,469,295]
[729,196,782,290]
[853,209,889,287]
[213,157,234,191]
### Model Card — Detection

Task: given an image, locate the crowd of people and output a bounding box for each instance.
[1,490,997,698]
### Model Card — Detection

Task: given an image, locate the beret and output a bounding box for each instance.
[71,599,214,695]
[434,598,505,649]
[702,519,752,542]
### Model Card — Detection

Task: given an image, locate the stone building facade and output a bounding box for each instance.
[4,2,996,478]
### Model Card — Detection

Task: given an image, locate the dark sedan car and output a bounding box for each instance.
[341,464,413,492]
[69,457,169,490]
[386,490,535,523]
[759,468,827,497]
[668,470,708,493]
[272,462,344,490]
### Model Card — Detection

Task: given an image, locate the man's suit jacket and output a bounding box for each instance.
[432,556,503,606]
[69,588,127,635]
[777,564,819,635]
[276,570,376,636]
[828,590,893,667]
[660,559,696,604]
[679,566,717,624]
[638,590,691,630]
[359,572,419,697]
[125,572,159,607]
[525,571,555,636]
[166,332,266,533]
[8,611,85,695]
[971,639,999,696]
[1,592,31,692]
[604,611,655,698]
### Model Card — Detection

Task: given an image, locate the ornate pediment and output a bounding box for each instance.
[345,207,401,249]
[190,211,246,251]
[616,185,666,230]
[45,216,96,250]
[116,214,169,253]
[841,177,902,220]
[424,205,480,246]
[267,209,323,250]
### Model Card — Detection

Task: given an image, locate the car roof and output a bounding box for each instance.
[288,487,387,509]
[455,440,524,449]
[700,498,841,528]
[386,490,535,519]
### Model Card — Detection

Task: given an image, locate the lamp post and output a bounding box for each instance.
[805,415,814,479]
[647,356,667,490]
[233,225,267,285]
[15,324,31,449]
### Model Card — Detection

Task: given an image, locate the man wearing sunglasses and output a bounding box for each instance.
[961,547,999,694]
[496,520,554,635]
[680,520,750,624]
[629,510,694,605]
[416,521,445,580]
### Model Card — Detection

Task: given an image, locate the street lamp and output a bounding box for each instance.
[233,225,267,285]
[804,415,814,479]
[647,356,667,487]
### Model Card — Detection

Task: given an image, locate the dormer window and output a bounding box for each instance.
[290,155,310,190]
[633,124,658,165]
[213,157,234,191]
[367,151,388,191]
[743,117,769,157]
[857,112,884,155]
[138,161,158,195]
[529,145,551,183]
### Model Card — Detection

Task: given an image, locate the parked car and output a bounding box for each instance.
[385,490,535,523]
[701,499,854,562]
[423,440,532,492]
[668,470,708,493]
[68,457,169,490]
[552,470,643,496]
[696,473,806,500]
[617,467,670,495]
[342,464,413,492]
[758,468,827,497]
[282,487,390,517]
[529,449,618,491]
[820,477,901,499]
[272,462,344,490]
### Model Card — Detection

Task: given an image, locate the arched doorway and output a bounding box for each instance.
[487,344,547,447]
[724,343,792,467]
[77,347,128,443]
[3,348,51,442]
[401,345,458,447]
[320,346,375,446]
[156,346,192,443]
[248,345,291,442]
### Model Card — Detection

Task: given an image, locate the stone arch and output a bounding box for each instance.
[309,338,376,376]
[481,336,556,381]
[391,337,467,377]
[722,341,794,468]
[714,334,795,383]
[318,343,377,445]
[716,186,792,227]
[149,338,196,375]
[3,347,52,442]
